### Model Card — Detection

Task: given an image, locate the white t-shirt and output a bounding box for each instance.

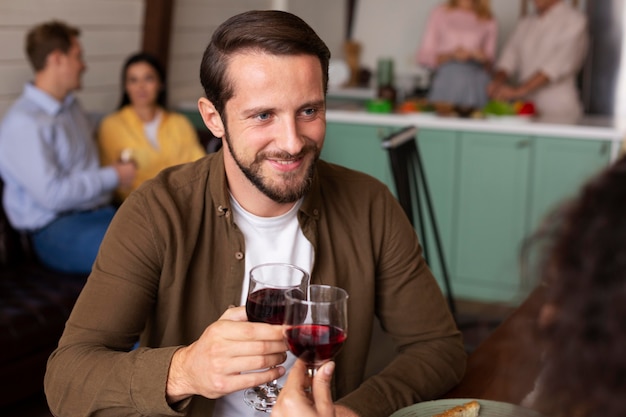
[213,195,314,417]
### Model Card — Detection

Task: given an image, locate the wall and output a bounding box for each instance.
[0,0,345,118]
[169,0,346,110]
[0,0,144,118]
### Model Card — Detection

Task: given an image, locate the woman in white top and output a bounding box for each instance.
[488,0,588,121]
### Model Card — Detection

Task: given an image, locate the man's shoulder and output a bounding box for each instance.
[0,94,44,133]
[139,153,213,196]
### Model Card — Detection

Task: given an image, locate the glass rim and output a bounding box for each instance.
[249,262,310,288]
[284,284,349,305]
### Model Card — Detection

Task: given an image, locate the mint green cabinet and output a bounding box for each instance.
[415,129,458,288]
[529,137,611,231]
[321,123,398,191]
[322,121,612,303]
[454,133,532,300]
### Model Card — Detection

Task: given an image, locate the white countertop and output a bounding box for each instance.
[326,109,623,141]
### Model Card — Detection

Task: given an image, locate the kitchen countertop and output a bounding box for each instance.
[324,92,625,160]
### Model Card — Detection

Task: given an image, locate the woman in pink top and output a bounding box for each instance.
[417,0,497,110]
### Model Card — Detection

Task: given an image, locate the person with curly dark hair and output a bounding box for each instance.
[528,154,626,417]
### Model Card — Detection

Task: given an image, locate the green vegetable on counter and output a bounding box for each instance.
[483,100,516,116]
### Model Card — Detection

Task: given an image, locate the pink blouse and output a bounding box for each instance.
[417,5,497,69]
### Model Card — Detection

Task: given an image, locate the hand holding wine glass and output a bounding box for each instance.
[243,262,309,412]
[284,285,349,378]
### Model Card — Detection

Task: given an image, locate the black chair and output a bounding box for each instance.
[381,126,457,318]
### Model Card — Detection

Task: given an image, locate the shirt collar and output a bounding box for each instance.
[537,0,566,19]
[23,82,76,116]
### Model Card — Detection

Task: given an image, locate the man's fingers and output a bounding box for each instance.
[220,305,247,321]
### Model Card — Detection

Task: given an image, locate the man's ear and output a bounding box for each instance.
[198,97,225,138]
[46,49,63,69]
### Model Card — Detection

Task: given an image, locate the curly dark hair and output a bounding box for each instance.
[531,154,626,417]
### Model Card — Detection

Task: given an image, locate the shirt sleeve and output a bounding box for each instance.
[45,191,189,417]
[484,18,498,61]
[538,15,588,82]
[173,113,208,161]
[97,113,126,168]
[496,21,525,77]
[336,187,466,416]
[417,6,445,69]
[0,109,117,213]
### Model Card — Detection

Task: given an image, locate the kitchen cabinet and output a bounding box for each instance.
[323,122,613,303]
[529,136,611,230]
[453,132,532,301]
[321,122,398,191]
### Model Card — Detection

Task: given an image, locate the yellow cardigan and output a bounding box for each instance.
[98,105,206,201]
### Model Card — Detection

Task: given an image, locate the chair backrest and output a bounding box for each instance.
[196,128,223,153]
[381,126,419,226]
[381,126,458,318]
[0,179,27,268]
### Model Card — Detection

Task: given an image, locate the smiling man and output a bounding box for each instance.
[45,11,465,417]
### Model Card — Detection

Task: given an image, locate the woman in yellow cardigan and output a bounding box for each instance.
[98,52,206,202]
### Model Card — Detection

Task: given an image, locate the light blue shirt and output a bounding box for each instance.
[0,83,118,231]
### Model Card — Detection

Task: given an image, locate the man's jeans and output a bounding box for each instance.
[30,206,116,274]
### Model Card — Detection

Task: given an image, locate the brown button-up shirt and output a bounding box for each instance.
[45,150,466,417]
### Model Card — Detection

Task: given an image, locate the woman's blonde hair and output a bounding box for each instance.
[448,0,493,19]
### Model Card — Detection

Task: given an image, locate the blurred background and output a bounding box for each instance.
[1,0,581,120]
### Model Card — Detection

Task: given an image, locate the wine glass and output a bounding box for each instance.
[284,284,349,378]
[243,262,310,412]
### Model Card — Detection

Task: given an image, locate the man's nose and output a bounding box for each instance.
[275,117,305,155]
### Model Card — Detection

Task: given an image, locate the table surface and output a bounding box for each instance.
[445,285,547,406]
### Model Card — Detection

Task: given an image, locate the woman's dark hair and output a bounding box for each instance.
[199,10,331,117]
[118,52,167,109]
[530,154,626,417]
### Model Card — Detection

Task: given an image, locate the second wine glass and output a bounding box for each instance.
[284,284,349,378]
[243,262,309,412]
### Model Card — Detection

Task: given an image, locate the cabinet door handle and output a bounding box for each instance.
[517,139,531,148]
[600,142,610,155]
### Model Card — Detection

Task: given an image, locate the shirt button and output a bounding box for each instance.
[235,252,244,260]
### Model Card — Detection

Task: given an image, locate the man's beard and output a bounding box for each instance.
[223,130,319,204]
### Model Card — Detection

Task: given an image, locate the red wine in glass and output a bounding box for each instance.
[285,324,347,368]
[243,263,310,413]
[284,284,349,376]
[246,288,288,324]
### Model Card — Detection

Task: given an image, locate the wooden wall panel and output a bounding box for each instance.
[167,0,273,108]
[0,0,144,118]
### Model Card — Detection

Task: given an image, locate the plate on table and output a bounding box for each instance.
[390,398,545,417]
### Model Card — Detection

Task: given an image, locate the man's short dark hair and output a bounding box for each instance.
[25,20,80,71]
[199,10,331,117]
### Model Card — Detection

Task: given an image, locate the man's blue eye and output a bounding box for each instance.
[258,113,270,120]
[303,108,315,116]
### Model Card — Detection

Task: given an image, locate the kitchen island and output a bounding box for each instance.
[322,104,622,304]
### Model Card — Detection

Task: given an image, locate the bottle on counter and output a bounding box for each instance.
[376,58,397,107]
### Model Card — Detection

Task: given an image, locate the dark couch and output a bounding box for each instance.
[0,179,88,406]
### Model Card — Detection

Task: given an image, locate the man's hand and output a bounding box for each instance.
[166,306,287,403]
[113,160,137,189]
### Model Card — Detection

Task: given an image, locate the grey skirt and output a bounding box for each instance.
[428,61,490,109]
